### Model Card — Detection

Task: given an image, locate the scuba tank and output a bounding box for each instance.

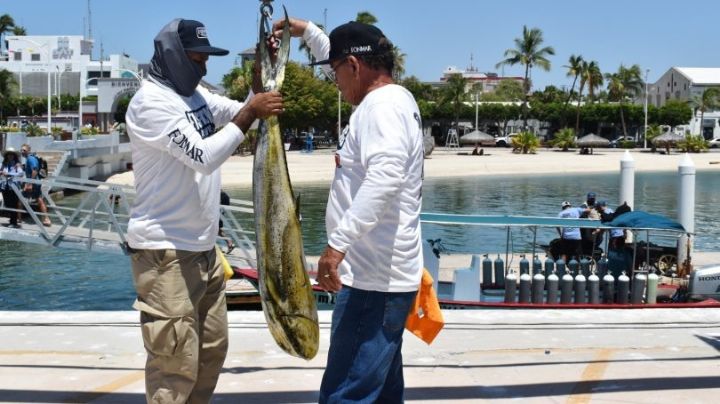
[561,270,574,304]
[580,256,591,278]
[632,271,648,305]
[588,270,600,304]
[482,254,493,288]
[533,255,542,275]
[532,271,545,304]
[568,256,579,275]
[603,271,615,304]
[647,269,659,304]
[504,270,517,303]
[596,255,609,278]
[546,270,559,304]
[519,254,530,275]
[574,271,587,304]
[494,255,505,286]
[519,272,532,303]
[555,257,566,277]
[617,271,630,304]
[544,255,555,278]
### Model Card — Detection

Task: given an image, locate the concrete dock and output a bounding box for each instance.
[1,309,719,403]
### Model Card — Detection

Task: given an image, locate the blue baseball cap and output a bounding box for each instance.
[587,192,596,199]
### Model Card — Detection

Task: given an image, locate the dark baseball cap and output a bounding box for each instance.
[586,192,596,199]
[178,19,229,56]
[310,21,392,66]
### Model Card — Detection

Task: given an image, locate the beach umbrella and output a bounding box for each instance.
[652,132,685,153]
[459,130,495,146]
[576,133,610,148]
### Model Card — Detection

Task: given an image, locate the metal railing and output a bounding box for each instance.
[0,175,258,264]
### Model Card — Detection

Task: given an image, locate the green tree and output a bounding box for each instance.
[481,79,524,101]
[495,25,555,129]
[279,61,345,131]
[605,64,643,137]
[678,134,709,153]
[689,87,720,137]
[0,14,15,54]
[355,11,378,25]
[402,76,434,100]
[12,25,26,35]
[658,100,692,127]
[0,68,17,122]
[645,124,662,153]
[442,73,468,135]
[551,127,576,151]
[113,95,132,123]
[221,61,254,101]
[563,54,583,123]
[583,61,603,103]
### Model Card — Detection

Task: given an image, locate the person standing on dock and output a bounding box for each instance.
[20,144,52,227]
[125,18,283,403]
[275,18,424,403]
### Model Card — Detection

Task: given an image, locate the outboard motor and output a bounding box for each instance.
[546,270,559,304]
[561,270,574,304]
[588,270,600,304]
[544,255,555,278]
[647,269,659,304]
[617,271,630,304]
[532,270,545,304]
[482,254,493,288]
[504,270,517,303]
[574,271,587,304]
[494,255,505,286]
[519,272,532,303]
[603,271,615,304]
[688,265,720,301]
[519,254,530,275]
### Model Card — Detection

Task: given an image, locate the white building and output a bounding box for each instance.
[437,65,524,94]
[0,35,140,130]
[650,67,720,108]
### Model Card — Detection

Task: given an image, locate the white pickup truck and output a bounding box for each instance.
[495,133,519,147]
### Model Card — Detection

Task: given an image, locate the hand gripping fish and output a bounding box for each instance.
[253,2,319,360]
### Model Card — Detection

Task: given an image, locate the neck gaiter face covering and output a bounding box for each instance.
[148,19,205,97]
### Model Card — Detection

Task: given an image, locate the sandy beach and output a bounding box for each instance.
[107,147,720,187]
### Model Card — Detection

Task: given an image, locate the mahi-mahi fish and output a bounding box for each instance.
[252,4,319,360]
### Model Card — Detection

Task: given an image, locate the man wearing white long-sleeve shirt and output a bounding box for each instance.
[275,18,424,403]
[125,18,282,403]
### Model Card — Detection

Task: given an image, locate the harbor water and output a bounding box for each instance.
[1,171,719,310]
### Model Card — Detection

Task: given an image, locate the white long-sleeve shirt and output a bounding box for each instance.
[304,23,424,292]
[125,78,245,251]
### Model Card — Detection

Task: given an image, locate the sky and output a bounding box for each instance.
[4,0,720,90]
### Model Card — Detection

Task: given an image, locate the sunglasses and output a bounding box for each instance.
[323,57,349,83]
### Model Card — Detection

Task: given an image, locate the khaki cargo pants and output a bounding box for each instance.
[131,248,228,404]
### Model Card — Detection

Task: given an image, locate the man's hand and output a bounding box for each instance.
[317,245,344,292]
[231,91,283,133]
[273,17,309,39]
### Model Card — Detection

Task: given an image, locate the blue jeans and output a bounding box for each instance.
[320,286,417,404]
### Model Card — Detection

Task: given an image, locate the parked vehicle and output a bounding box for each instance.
[609,136,636,148]
[495,133,519,147]
[709,138,720,148]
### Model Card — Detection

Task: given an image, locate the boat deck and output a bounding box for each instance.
[1,309,719,403]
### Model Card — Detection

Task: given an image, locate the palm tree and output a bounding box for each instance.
[689,87,720,138]
[496,25,555,130]
[583,61,603,103]
[355,11,378,25]
[0,14,16,54]
[353,11,405,81]
[605,64,643,137]
[574,61,589,134]
[552,127,576,151]
[443,73,468,137]
[12,26,26,35]
[299,22,324,64]
[563,54,583,114]
[645,124,662,153]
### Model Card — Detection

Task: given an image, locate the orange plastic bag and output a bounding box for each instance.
[405,268,444,344]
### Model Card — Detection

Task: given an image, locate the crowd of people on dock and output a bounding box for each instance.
[1,143,52,228]
[555,191,632,262]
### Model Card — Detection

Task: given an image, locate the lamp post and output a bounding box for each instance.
[644,69,649,149]
[9,37,52,133]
